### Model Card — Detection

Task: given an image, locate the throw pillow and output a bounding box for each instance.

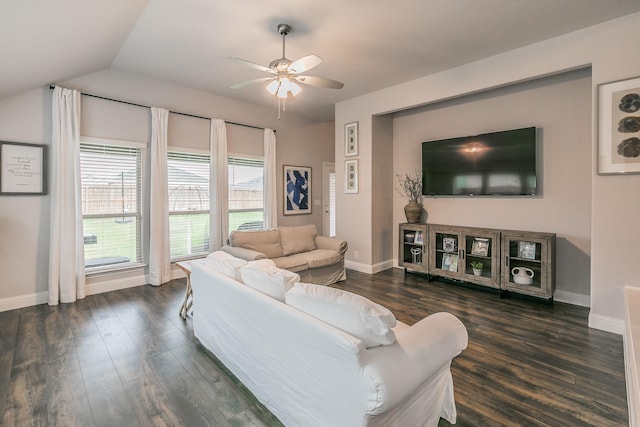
[284,282,397,348]
[240,263,300,301]
[201,251,247,281]
[279,224,317,256]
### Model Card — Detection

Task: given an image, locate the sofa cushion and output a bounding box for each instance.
[279,225,317,256]
[240,263,300,301]
[229,229,282,258]
[272,254,309,273]
[284,283,397,348]
[298,249,342,269]
[202,251,248,281]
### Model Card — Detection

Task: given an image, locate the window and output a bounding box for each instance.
[168,151,210,260]
[228,156,264,231]
[80,143,142,269]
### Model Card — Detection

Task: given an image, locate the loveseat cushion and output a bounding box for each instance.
[279,224,317,256]
[298,249,342,269]
[240,263,300,301]
[272,254,308,272]
[284,282,397,348]
[229,229,282,258]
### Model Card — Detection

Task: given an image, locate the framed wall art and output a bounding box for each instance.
[0,141,47,195]
[344,159,358,193]
[345,122,358,156]
[283,165,311,215]
[598,75,640,174]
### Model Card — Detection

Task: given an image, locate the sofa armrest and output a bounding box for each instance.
[360,312,468,415]
[314,235,348,256]
[221,245,267,261]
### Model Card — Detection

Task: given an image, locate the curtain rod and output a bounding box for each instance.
[48,85,274,133]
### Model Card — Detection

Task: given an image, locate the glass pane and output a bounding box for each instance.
[83,216,139,268]
[228,157,264,230]
[170,213,209,258]
[229,210,264,231]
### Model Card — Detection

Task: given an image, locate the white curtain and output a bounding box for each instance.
[264,128,278,229]
[49,87,85,305]
[148,107,170,286]
[210,119,228,251]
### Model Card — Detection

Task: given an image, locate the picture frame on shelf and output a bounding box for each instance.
[345,122,358,156]
[283,165,311,215]
[0,141,47,195]
[597,75,640,174]
[471,238,489,256]
[344,159,358,193]
[518,241,537,260]
[441,253,459,272]
[414,231,423,245]
[442,237,456,252]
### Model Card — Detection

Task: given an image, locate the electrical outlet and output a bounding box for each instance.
[354,251,359,260]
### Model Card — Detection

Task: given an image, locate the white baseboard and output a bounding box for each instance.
[589,312,624,335]
[0,291,49,312]
[86,274,147,296]
[554,290,590,307]
[345,260,374,274]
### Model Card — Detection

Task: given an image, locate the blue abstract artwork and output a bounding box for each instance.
[284,165,311,215]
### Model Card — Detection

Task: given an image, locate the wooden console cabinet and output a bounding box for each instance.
[399,223,556,300]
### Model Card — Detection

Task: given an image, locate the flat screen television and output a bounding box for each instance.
[421,126,537,196]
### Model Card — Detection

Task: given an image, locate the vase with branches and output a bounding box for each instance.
[396,170,423,223]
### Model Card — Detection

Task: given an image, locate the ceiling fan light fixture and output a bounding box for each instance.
[289,80,302,96]
[266,79,280,95]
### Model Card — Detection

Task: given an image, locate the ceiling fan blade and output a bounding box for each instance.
[228,57,275,74]
[230,77,274,89]
[289,54,323,74]
[295,75,344,89]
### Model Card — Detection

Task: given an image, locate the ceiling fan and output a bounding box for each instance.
[228,23,344,103]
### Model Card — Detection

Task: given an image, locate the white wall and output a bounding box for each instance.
[336,12,640,333]
[0,69,334,309]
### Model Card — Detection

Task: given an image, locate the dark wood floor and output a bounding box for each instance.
[0,268,628,426]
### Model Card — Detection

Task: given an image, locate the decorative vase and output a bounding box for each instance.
[404,201,423,223]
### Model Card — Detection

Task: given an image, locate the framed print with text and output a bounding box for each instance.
[0,142,46,195]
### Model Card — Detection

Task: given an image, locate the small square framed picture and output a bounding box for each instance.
[442,237,456,252]
[518,241,537,260]
[471,238,489,256]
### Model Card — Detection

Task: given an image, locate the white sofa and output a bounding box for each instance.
[191,253,468,427]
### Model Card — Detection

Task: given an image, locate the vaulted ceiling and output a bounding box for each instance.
[3,0,640,121]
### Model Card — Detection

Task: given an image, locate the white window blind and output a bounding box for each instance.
[228,156,264,231]
[168,151,210,260]
[80,143,142,269]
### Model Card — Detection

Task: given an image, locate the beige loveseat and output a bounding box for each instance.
[221,224,348,285]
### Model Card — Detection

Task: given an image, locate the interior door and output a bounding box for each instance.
[322,162,336,237]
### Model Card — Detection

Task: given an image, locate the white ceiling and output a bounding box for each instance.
[3,0,640,121]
